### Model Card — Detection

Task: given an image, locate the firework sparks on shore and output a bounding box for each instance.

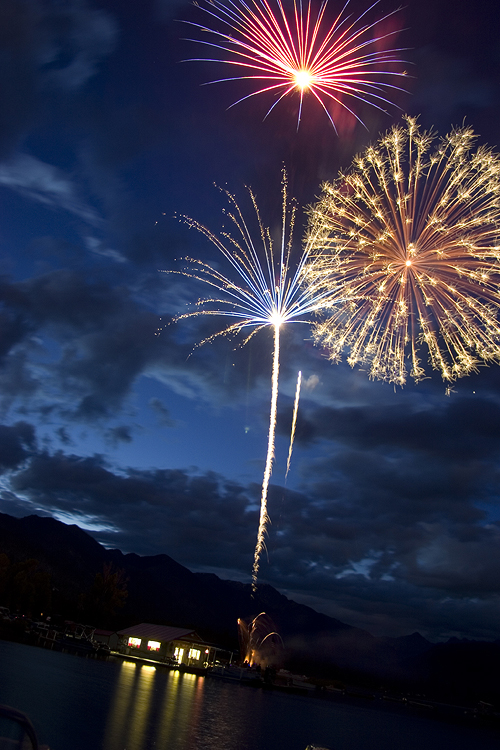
[238,612,284,665]
[166,173,340,589]
[306,116,500,385]
[182,0,407,129]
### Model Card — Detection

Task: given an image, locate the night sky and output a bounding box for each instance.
[1,0,500,642]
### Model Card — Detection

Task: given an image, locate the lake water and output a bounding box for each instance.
[0,640,498,750]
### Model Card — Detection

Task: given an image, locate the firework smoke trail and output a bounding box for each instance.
[166,173,342,589]
[181,0,407,129]
[285,370,302,478]
[306,116,500,384]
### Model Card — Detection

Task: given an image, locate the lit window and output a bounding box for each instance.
[174,647,184,661]
[147,640,161,652]
[128,637,141,648]
[188,648,201,660]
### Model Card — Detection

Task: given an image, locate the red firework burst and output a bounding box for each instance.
[182,0,408,129]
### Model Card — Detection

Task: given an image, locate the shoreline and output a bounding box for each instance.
[1,630,499,735]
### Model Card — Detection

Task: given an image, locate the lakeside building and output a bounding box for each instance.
[117,622,231,668]
[93,628,119,650]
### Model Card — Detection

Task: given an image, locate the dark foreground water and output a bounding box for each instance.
[0,640,498,750]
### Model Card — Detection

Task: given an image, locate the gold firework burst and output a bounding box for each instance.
[306,116,500,384]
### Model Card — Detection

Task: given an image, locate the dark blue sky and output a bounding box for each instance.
[1,0,500,641]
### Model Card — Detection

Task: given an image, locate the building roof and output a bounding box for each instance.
[117,623,204,643]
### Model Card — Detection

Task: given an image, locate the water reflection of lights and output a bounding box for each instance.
[103,663,205,750]
[128,665,156,749]
[157,673,202,749]
[184,676,205,748]
[103,662,155,750]
[103,662,137,750]
[155,670,181,748]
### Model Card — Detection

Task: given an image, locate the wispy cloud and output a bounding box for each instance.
[0,153,102,225]
[38,2,117,91]
[84,236,125,262]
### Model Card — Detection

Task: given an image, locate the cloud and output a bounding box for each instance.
[56,427,73,446]
[0,266,259,425]
[84,236,125,263]
[0,153,102,225]
[0,0,117,156]
[303,374,319,390]
[2,262,500,636]
[0,270,160,419]
[104,426,133,447]
[1,260,499,630]
[293,394,500,461]
[7,451,256,573]
[37,0,117,91]
[3,420,500,641]
[0,422,36,472]
[149,398,176,427]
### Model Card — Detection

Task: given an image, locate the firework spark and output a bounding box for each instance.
[286,370,301,478]
[238,612,284,665]
[182,0,407,129]
[306,116,500,385]
[166,173,340,589]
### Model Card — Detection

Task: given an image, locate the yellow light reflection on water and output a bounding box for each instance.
[128,665,156,749]
[184,675,205,748]
[155,669,181,749]
[103,661,156,750]
[103,661,137,750]
[104,662,208,750]
[155,672,204,750]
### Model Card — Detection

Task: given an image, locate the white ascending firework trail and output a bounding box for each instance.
[165,172,341,590]
[286,370,302,479]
